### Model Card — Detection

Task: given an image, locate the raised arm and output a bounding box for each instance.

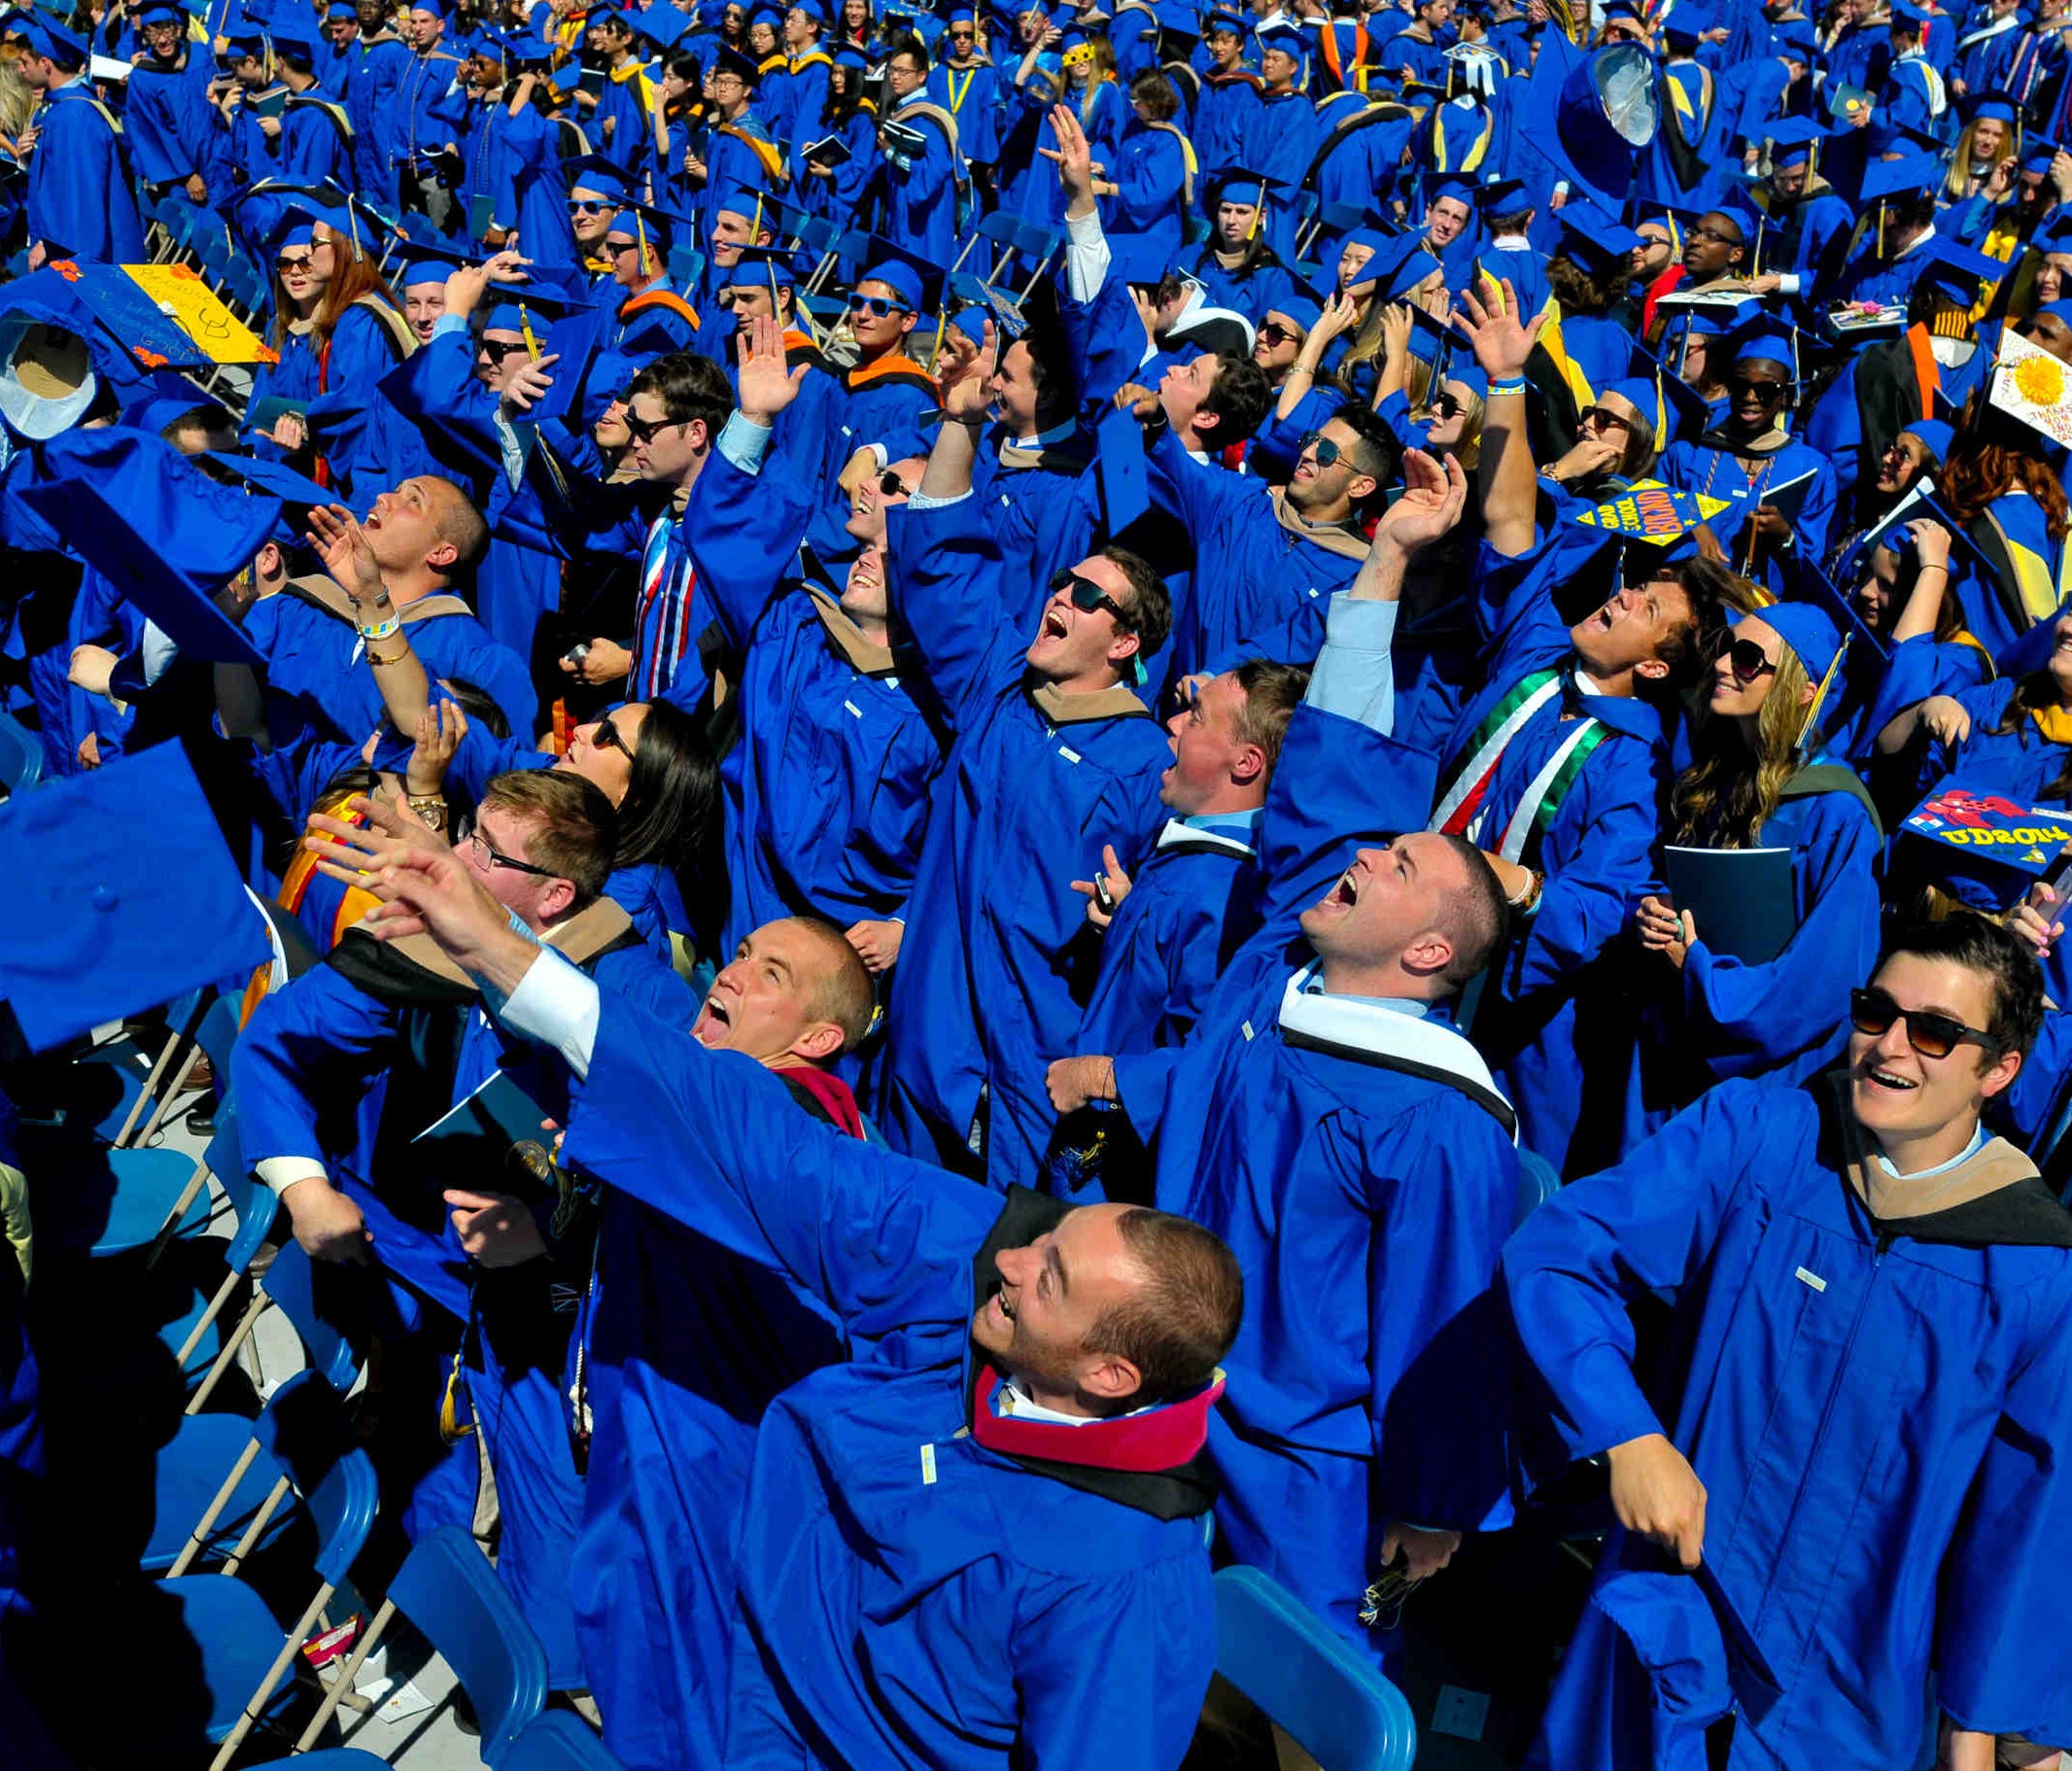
[305,502,433,739]
[1454,275,1544,560]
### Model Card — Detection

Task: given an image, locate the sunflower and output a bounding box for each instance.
[2015,352,2067,408]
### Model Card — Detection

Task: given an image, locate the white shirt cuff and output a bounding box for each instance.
[256,1156,328,1198]
[496,947,602,1082]
[718,408,774,473]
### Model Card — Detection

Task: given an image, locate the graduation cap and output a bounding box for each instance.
[1419,169,1479,211]
[719,241,802,300]
[1771,17,1816,59]
[1894,769,2072,911]
[120,369,229,440]
[604,195,688,279]
[1105,231,1174,289]
[1763,116,1827,172]
[132,0,188,22]
[712,41,761,84]
[1264,272,1330,337]
[6,8,87,62]
[1201,165,1285,241]
[16,425,279,667]
[0,746,272,1054]
[1511,35,1658,215]
[1913,236,2005,307]
[1473,175,1530,219]
[1255,19,1306,63]
[1713,306,1802,384]
[1555,201,1641,275]
[396,235,471,291]
[1959,88,2020,128]
[1998,607,2072,680]
[202,448,332,509]
[563,155,634,209]
[483,276,593,357]
[627,9,693,52]
[267,13,320,60]
[1660,0,1711,46]
[1202,3,1246,31]
[2022,136,2069,177]
[1622,345,1710,443]
[1093,399,1149,538]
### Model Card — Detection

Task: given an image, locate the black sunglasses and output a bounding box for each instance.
[1049,568,1132,628]
[622,410,683,444]
[590,714,635,761]
[877,469,912,497]
[1257,320,1300,347]
[1848,987,2005,1061]
[1579,404,1631,431]
[477,336,530,364]
[1297,429,1345,468]
[465,828,560,879]
[1726,637,1777,683]
[1429,392,1464,420]
[1729,375,1788,399]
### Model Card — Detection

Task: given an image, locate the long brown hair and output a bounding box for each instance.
[1670,634,1813,848]
[312,229,404,348]
[1938,434,2072,544]
[1987,660,2072,799]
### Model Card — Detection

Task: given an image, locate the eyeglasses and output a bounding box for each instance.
[846,293,911,317]
[1049,568,1133,628]
[568,197,618,216]
[1848,987,2005,1061]
[1256,321,1300,347]
[622,410,684,445]
[464,827,560,879]
[477,337,530,364]
[590,714,635,761]
[1725,637,1777,683]
[1297,429,1346,468]
[1689,224,1742,246]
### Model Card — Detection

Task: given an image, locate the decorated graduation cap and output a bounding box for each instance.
[0,746,272,1054]
[1894,766,2072,910]
[1555,200,1641,275]
[16,425,281,667]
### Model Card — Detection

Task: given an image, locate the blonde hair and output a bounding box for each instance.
[1670,638,1813,848]
[1412,378,1484,470]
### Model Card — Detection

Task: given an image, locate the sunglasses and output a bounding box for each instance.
[568,197,617,216]
[590,714,635,761]
[1256,321,1300,347]
[605,237,644,258]
[1049,568,1132,628]
[465,828,560,879]
[622,411,684,444]
[877,469,912,497]
[1429,392,1464,420]
[949,25,974,35]
[846,293,911,317]
[1579,404,1632,431]
[1729,376,1788,399]
[1725,637,1777,682]
[1848,988,2005,1061]
[477,337,531,364]
[276,253,315,272]
[1297,429,1346,469]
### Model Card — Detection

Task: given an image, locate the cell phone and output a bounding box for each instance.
[564,642,590,667]
[1092,878,1116,915]
[2041,841,2072,933]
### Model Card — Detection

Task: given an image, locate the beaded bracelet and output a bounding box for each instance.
[358,613,401,643]
[1488,377,1527,399]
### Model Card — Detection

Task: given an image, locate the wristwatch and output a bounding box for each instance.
[406,793,447,831]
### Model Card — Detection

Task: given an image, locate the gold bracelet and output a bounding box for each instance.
[364,640,410,667]
[406,793,447,830]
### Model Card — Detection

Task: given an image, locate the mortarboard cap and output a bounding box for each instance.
[1772,18,1816,58]
[268,15,321,58]
[1888,0,1932,21]
[1556,200,1642,273]
[603,194,685,255]
[1093,400,1150,542]
[324,0,358,17]
[1255,19,1306,60]
[201,448,333,509]
[1714,306,1801,379]
[720,242,801,292]
[1473,175,1529,215]
[1999,608,2072,680]
[121,370,229,441]
[8,8,87,63]
[1760,600,1843,681]
[1894,763,2072,910]
[712,42,761,83]
[1661,1,1711,43]
[1960,89,2020,126]
[1914,236,2006,306]
[1764,116,1826,169]
[2025,136,2070,175]
[1266,276,1328,336]
[788,0,829,21]
[1900,416,1954,463]
[407,0,454,16]
[1847,148,1941,206]
[131,0,186,20]
[1105,231,1174,288]
[564,153,635,201]
[397,235,470,289]
[1203,3,1246,30]
[855,256,928,315]
[17,425,278,667]
[0,746,272,1054]
[1511,35,1657,216]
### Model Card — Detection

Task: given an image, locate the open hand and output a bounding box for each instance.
[305,503,388,602]
[735,312,809,422]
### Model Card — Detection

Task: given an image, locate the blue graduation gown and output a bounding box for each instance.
[561,995,1220,1771]
[1505,1080,2072,1767]
[1904,675,2072,910]
[305,301,436,504]
[124,52,228,193]
[788,108,876,229]
[239,580,536,748]
[1623,781,1882,1146]
[1147,427,1370,680]
[876,93,960,262]
[1658,435,1838,600]
[26,84,144,262]
[280,90,355,188]
[1439,538,1671,1177]
[687,442,943,952]
[877,495,1170,1191]
[593,60,655,178]
[1105,122,1192,263]
[1954,489,2070,661]
[1074,815,1264,1059]
[1111,708,1517,1662]
[233,928,695,1686]
[346,34,412,204]
[1192,71,1262,177]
